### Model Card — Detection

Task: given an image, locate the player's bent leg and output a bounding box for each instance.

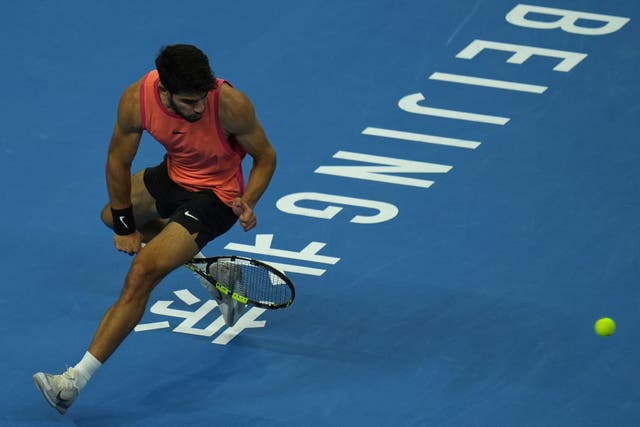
[33,223,200,415]
[88,222,200,363]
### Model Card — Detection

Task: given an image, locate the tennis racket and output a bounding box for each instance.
[185,255,295,309]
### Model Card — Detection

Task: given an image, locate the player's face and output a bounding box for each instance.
[169,92,208,122]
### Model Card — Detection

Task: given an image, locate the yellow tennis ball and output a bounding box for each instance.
[594,318,616,336]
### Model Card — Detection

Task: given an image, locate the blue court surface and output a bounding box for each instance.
[1,1,639,426]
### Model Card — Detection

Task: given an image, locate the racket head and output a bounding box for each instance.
[186,255,295,309]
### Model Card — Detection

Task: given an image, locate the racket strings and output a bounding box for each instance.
[208,260,292,306]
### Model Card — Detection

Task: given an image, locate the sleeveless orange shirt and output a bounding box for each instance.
[139,70,245,206]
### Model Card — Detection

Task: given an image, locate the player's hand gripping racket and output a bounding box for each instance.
[185,256,295,309]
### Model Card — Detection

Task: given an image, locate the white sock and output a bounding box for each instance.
[73,351,102,390]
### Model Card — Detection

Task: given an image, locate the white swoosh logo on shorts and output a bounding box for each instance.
[184,211,199,221]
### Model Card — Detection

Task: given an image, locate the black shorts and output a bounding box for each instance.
[143,160,238,249]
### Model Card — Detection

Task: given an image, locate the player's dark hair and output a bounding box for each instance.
[155,44,217,94]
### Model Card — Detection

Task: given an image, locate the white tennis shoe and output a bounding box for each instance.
[33,367,79,414]
[192,261,246,327]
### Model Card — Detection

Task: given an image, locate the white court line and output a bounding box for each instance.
[429,72,547,94]
[362,127,481,149]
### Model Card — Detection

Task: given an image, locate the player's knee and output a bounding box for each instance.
[128,260,160,287]
[122,260,161,301]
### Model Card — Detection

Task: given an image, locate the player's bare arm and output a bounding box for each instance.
[106,81,143,208]
[105,80,145,252]
[219,84,277,230]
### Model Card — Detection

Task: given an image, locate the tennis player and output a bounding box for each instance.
[33,44,277,414]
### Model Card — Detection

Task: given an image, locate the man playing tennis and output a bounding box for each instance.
[33,44,277,414]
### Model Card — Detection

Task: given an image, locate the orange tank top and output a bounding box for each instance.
[139,70,245,206]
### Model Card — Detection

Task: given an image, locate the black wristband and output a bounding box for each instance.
[111,205,136,235]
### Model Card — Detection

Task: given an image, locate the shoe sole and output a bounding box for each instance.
[222,299,246,327]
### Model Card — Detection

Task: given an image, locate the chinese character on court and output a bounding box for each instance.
[135,289,267,345]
